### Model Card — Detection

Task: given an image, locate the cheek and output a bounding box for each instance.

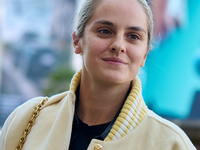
[127,45,147,64]
[83,37,108,57]
[81,40,99,65]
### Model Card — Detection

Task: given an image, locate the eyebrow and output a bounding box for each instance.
[128,26,146,34]
[93,19,146,33]
[93,20,115,26]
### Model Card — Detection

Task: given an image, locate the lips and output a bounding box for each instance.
[102,57,128,65]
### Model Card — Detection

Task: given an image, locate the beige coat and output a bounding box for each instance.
[0,71,196,150]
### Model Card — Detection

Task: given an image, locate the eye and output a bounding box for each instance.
[99,29,111,35]
[128,34,139,40]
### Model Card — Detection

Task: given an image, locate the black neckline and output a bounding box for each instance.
[74,84,131,140]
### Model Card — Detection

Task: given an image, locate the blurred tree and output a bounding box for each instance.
[43,66,75,96]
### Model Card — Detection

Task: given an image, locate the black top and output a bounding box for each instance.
[69,86,130,150]
[68,113,112,150]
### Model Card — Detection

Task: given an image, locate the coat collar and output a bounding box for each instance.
[70,70,147,141]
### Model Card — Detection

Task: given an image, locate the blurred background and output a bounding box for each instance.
[0,0,200,148]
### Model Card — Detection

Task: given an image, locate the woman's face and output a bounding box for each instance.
[74,0,148,85]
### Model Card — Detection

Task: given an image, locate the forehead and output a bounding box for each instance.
[87,0,147,30]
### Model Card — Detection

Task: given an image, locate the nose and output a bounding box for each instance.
[109,35,126,54]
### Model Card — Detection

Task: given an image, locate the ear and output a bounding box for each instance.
[72,31,82,54]
[140,50,148,67]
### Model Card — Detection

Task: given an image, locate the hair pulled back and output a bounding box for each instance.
[74,0,153,49]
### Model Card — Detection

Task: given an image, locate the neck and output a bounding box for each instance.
[76,72,131,126]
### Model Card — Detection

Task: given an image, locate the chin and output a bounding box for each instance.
[102,72,131,84]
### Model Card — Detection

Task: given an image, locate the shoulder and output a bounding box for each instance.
[10,91,71,119]
[0,96,44,149]
[146,109,196,149]
[0,91,73,149]
[1,91,72,133]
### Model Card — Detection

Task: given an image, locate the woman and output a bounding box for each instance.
[0,0,196,149]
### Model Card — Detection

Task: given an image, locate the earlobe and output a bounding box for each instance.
[72,31,82,54]
[140,53,147,67]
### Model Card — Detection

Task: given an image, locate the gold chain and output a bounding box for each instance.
[16,97,49,150]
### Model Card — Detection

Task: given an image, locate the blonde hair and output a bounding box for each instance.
[74,0,153,49]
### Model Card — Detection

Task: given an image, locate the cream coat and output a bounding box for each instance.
[0,71,196,150]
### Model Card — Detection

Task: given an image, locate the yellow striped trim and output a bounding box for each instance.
[70,70,82,94]
[70,71,147,141]
[104,76,147,141]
